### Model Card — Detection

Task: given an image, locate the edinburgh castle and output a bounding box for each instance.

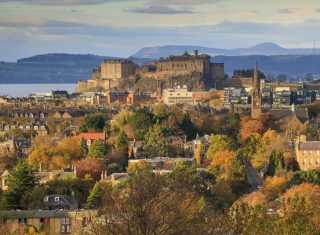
[76,51,226,92]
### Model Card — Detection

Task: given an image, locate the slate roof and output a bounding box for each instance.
[267,108,309,123]
[299,141,320,151]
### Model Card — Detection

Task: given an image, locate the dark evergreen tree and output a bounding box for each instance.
[80,138,88,154]
[114,131,129,152]
[87,182,103,209]
[266,150,285,177]
[180,113,197,141]
[3,160,38,209]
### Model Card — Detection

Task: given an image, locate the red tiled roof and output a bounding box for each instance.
[75,133,105,141]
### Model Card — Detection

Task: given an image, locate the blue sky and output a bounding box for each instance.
[0,0,320,61]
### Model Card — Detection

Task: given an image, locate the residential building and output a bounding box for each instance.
[0,209,96,235]
[75,133,107,147]
[295,135,320,171]
[223,87,250,105]
[162,86,194,105]
[44,195,78,210]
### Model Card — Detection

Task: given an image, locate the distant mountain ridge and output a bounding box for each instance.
[132,42,315,59]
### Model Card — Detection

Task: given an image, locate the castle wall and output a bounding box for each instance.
[211,63,225,80]
[100,60,136,79]
[75,79,120,93]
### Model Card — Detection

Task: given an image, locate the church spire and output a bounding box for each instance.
[251,61,262,119]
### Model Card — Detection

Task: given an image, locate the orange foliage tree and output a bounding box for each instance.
[237,191,266,207]
[240,117,264,142]
[262,176,287,201]
[209,150,236,180]
[75,158,106,181]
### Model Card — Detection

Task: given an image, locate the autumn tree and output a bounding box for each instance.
[240,116,264,142]
[110,109,133,132]
[75,158,106,181]
[237,191,266,207]
[56,137,85,161]
[3,160,39,209]
[91,166,207,235]
[206,135,234,160]
[209,150,237,180]
[261,176,286,201]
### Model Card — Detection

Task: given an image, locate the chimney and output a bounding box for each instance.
[101,171,104,180]
[194,50,198,57]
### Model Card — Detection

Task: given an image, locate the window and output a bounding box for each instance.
[44,196,49,202]
[55,197,60,202]
[61,218,71,234]
[19,218,27,224]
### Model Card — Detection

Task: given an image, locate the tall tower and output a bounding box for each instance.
[251,62,262,119]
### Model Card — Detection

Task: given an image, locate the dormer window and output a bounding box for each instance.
[44,196,49,202]
[55,197,60,202]
[87,139,92,146]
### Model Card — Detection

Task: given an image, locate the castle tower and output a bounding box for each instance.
[251,62,262,119]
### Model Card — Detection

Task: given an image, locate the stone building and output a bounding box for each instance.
[140,51,225,90]
[295,135,320,171]
[76,59,137,92]
[0,209,96,234]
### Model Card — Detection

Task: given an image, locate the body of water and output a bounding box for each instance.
[0,84,77,97]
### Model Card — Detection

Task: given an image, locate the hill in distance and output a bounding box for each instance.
[132,42,315,59]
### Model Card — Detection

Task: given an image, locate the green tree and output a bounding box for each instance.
[114,131,129,152]
[239,134,264,160]
[88,139,106,158]
[206,135,234,160]
[87,182,103,209]
[3,160,39,209]
[128,109,155,140]
[80,138,88,154]
[266,150,285,177]
[288,170,320,187]
[79,113,106,132]
[144,124,170,158]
